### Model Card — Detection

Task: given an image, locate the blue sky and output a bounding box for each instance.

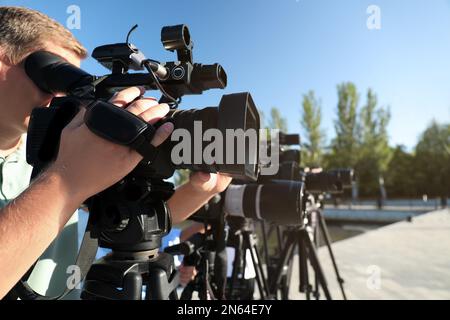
[3,0,450,149]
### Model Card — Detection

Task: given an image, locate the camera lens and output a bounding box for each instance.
[141,92,260,181]
[192,63,227,91]
[223,180,304,226]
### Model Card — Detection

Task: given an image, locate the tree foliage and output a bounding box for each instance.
[300,91,325,167]
[268,107,288,132]
[354,89,392,196]
[414,121,450,198]
[327,82,359,169]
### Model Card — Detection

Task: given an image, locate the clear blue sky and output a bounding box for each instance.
[3,0,450,149]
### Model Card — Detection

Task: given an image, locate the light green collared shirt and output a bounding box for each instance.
[0,135,79,299]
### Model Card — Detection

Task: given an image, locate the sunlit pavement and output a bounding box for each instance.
[288,209,450,300]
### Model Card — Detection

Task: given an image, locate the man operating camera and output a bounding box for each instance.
[0,6,231,299]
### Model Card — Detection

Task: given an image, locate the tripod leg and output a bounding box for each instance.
[260,221,271,284]
[298,230,311,300]
[82,264,143,300]
[311,211,321,300]
[317,210,347,300]
[180,281,196,300]
[269,231,297,297]
[199,257,216,300]
[229,233,244,299]
[246,233,270,299]
[281,247,295,300]
[301,229,332,300]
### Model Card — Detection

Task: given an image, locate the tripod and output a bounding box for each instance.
[267,198,347,300]
[180,250,218,300]
[227,217,271,300]
[268,224,332,300]
[80,178,181,300]
[169,196,229,301]
[81,250,179,300]
[167,232,220,300]
[309,207,347,300]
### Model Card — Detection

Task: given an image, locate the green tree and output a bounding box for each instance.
[385,145,417,197]
[326,82,359,169]
[268,107,288,132]
[355,89,392,196]
[300,90,325,167]
[414,121,450,204]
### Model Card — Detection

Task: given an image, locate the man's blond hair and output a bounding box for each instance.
[0,6,87,64]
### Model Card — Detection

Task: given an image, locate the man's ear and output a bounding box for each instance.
[0,48,10,73]
[0,54,6,80]
[0,51,4,71]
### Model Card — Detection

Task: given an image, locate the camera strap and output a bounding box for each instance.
[5,224,98,300]
[84,100,159,163]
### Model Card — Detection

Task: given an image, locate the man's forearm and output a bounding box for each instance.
[0,167,80,298]
[167,182,215,225]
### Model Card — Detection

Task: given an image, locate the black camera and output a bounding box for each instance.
[15,25,262,301]
[219,133,304,226]
[304,169,354,194]
[24,24,261,253]
[190,133,305,227]
[25,27,259,184]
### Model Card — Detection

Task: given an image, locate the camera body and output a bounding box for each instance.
[25,24,260,252]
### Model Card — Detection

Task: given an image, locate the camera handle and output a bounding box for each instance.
[84,99,159,162]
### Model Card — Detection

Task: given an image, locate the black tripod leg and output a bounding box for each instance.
[229,233,244,299]
[281,246,295,300]
[301,230,332,300]
[298,230,311,300]
[260,221,271,284]
[123,272,143,300]
[269,231,297,297]
[317,210,347,300]
[311,212,321,300]
[246,233,270,299]
[180,281,196,300]
[199,257,216,300]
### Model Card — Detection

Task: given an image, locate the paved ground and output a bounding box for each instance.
[288,209,450,300]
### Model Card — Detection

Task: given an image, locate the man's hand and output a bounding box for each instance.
[51,87,174,205]
[0,87,174,298]
[179,264,197,287]
[189,172,233,196]
[178,222,205,287]
[168,173,232,224]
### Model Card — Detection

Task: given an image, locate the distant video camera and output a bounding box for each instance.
[266,133,354,194]
[191,133,305,227]
[304,169,354,194]
[192,132,353,227]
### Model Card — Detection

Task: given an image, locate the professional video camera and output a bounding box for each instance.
[263,131,354,193]
[187,133,304,228]
[10,24,261,300]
